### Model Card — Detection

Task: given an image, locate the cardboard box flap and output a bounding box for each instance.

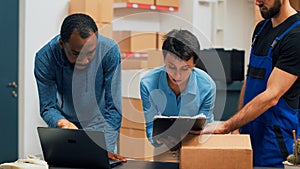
[182,134,252,150]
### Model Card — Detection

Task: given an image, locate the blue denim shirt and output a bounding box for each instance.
[140,66,216,144]
[34,35,122,152]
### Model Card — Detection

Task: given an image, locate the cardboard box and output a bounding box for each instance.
[119,127,154,160]
[96,22,113,38]
[114,0,154,5]
[121,98,145,130]
[69,0,99,22]
[121,57,148,70]
[180,134,253,169]
[99,0,113,23]
[147,50,164,69]
[157,32,165,50]
[284,164,300,169]
[69,0,113,23]
[113,31,157,53]
[155,0,180,7]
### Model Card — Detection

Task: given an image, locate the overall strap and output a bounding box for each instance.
[271,21,300,48]
[252,19,270,46]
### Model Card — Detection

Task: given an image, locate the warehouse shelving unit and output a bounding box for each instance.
[113,1,180,160]
[121,52,148,58]
[114,2,178,11]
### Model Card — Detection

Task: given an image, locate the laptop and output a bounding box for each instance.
[37,127,123,169]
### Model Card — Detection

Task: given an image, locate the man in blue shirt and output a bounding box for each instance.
[34,13,125,161]
[140,29,216,160]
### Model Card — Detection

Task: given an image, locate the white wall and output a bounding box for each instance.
[18,0,69,158]
[159,0,215,49]
[159,0,194,32]
[223,0,254,69]
[193,0,214,48]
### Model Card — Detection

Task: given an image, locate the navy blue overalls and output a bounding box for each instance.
[241,20,300,167]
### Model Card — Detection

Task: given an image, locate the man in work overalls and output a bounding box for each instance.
[203,0,300,167]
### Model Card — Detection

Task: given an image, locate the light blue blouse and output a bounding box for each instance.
[140,66,216,144]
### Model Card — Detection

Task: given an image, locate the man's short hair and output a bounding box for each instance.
[60,13,98,42]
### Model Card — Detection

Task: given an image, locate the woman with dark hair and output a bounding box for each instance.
[140,29,216,161]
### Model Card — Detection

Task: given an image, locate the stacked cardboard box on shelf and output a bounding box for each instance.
[157,32,165,50]
[146,32,165,69]
[120,69,154,160]
[121,98,145,130]
[113,31,157,53]
[121,49,164,70]
[121,57,148,70]
[155,0,180,7]
[147,49,164,69]
[69,0,113,23]
[119,127,154,160]
[115,32,165,70]
[98,0,114,23]
[114,0,154,5]
[119,98,154,160]
[114,0,181,7]
[96,23,113,38]
[113,31,159,70]
[69,0,99,22]
[69,0,113,38]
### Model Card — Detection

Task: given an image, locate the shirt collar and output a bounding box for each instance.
[184,69,197,95]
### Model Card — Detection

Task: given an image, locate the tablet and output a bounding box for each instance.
[152,114,206,138]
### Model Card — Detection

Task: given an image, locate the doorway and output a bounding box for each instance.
[0,0,19,163]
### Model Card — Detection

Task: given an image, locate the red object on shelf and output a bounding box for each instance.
[123,52,148,58]
[125,2,178,12]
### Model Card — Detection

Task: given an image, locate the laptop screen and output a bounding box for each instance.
[37,127,118,169]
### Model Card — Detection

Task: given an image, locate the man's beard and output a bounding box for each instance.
[260,0,281,19]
